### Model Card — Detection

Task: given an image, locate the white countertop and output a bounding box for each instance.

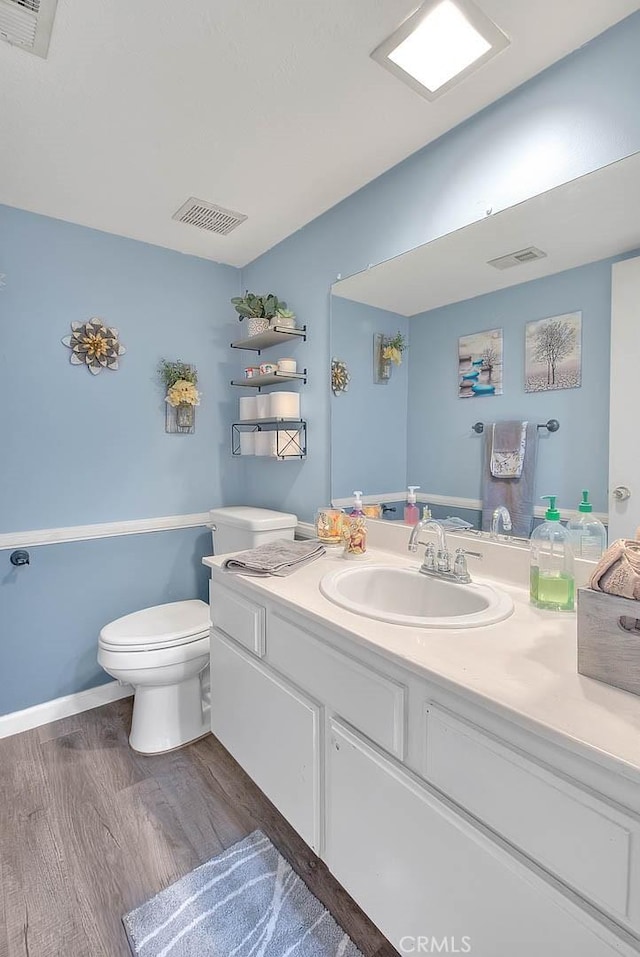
[204,546,640,783]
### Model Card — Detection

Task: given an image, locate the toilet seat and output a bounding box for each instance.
[99,599,210,653]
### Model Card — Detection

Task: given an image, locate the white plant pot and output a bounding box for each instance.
[247,317,270,337]
[271,315,297,330]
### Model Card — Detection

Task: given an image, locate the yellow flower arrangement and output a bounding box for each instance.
[382,345,403,366]
[165,379,200,408]
[381,331,406,367]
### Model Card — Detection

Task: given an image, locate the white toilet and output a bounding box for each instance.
[97,506,297,754]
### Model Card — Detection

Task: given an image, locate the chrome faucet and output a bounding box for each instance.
[408,518,447,555]
[408,519,482,583]
[491,505,512,539]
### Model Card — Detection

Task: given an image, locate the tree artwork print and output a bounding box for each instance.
[525,312,582,392]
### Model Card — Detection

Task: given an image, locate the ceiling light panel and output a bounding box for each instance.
[372,0,509,101]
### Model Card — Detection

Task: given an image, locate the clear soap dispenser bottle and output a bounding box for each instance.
[530,496,575,611]
[344,491,367,559]
[567,490,607,560]
[404,486,421,526]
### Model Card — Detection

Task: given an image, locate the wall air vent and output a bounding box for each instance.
[487,246,547,270]
[172,198,247,236]
[0,0,58,58]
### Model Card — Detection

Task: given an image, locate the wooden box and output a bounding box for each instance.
[577,587,640,696]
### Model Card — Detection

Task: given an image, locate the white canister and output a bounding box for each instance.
[269,391,300,419]
[255,394,271,419]
[254,431,276,456]
[277,358,297,374]
[239,431,255,455]
[239,395,258,421]
[276,430,303,458]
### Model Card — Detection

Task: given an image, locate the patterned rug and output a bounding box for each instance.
[123,830,364,957]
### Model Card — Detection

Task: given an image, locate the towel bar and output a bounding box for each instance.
[472,419,559,434]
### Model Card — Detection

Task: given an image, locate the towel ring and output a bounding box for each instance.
[472,419,559,434]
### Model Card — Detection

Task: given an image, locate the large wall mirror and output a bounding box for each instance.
[330,151,640,540]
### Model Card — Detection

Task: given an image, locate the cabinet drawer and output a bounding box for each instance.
[209,581,265,657]
[268,612,406,758]
[424,704,640,928]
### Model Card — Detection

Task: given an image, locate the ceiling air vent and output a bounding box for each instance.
[172,198,247,236]
[0,0,58,58]
[487,246,547,270]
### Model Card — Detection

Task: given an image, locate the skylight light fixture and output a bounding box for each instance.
[371,0,509,101]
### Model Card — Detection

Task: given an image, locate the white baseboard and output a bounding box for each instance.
[0,680,133,739]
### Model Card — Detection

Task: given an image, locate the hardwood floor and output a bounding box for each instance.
[0,699,397,957]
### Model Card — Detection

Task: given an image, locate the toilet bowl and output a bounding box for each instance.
[98,599,210,754]
[97,506,298,754]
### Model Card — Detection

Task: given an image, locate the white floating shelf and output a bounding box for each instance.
[230,325,306,353]
[230,370,307,390]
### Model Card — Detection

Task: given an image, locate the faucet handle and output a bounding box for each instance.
[423,543,436,569]
[437,549,451,573]
[453,547,481,580]
[455,547,482,559]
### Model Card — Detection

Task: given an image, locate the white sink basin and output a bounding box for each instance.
[320,564,514,628]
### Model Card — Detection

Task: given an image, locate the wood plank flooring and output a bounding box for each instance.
[0,699,397,957]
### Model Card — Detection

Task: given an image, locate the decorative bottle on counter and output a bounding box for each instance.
[343,490,368,559]
[404,486,421,525]
[530,495,575,611]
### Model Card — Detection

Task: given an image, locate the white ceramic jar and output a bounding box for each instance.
[277,358,297,373]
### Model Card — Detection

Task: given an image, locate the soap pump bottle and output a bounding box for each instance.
[567,490,607,560]
[530,496,575,611]
[344,491,367,559]
[404,487,421,526]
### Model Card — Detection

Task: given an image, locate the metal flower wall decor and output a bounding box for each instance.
[331,358,351,396]
[62,318,126,375]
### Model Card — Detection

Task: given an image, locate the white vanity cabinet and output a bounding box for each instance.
[326,720,626,957]
[210,630,321,851]
[209,575,640,957]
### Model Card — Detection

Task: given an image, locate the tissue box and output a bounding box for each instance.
[577,587,640,696]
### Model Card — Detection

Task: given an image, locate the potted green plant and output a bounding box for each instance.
[272,306,297,330]
[231,291,288,337]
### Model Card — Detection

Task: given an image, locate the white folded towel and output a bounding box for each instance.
[223,540,326,577]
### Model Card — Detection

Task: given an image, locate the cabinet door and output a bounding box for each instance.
[211,630,321,851]
[326,720,630,957]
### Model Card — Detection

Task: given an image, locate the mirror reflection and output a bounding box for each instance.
[330,152,640,540]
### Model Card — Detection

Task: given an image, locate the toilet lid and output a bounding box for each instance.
[99,600,210,650]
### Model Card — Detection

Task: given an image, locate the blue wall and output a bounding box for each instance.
[407,258,625,513]
[241,13,640,522]
[0,528,212,715]
[331,298,409,499]
[0,206,240,714]
[0,205,241,532]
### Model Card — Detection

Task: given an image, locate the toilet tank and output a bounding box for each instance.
[209,506,298,555]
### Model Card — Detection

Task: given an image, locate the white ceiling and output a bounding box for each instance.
[332,151,640,315]
[1,1,639,267]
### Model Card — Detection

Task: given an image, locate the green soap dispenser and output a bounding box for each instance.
[530,496,575,611]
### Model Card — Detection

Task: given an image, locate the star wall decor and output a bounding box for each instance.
[62,318,126,375]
